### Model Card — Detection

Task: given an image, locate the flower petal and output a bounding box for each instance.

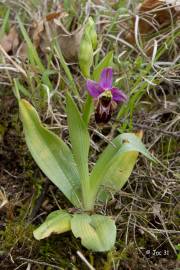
[86,80,104,98]
[99,67,113,89]
[111,87,128,103]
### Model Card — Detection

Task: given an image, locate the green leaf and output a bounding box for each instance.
[33,210,71,240]
[90,133,156,203]
[66,94,91,210]
[92,51,113,81]
[97,150,139,202]
[101,151,139,190]
[14,79,30,99]
[19,99,82,208]
[71,214,116,252]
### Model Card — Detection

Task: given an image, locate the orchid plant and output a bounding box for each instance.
[15,18,155,252]
[17,68,155,252]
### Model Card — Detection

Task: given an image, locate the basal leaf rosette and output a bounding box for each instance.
[33,210,116,252]
[71,213,116,252]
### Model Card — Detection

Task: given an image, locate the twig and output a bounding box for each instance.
[14,262,28,270]
[132,123,180,137]
[77,251,96,270]
[144,228,180,234]
[18,257,63,270]
[153,204,177,254]
[114,119,180,137]
[0,44,27,77]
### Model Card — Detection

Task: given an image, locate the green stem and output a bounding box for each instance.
[82,188,95,211]
[82,95,94,125]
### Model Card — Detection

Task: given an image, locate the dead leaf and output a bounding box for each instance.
[124,0,179,56]
[137,0,178,34]
[0,26,19,53]
[16,42,28,61]
[138,0,163,11]
[55,22,84,62]
[31,10,80,62]
[44,11,83,62]
[46,11,68,21]
[46,11,62,21]
[32,19,44,48]
[37,12,84,62]
[15,10,83,63]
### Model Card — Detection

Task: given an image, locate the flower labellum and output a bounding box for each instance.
[86,67,127,123]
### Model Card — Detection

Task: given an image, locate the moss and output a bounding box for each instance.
[1,212,36,251]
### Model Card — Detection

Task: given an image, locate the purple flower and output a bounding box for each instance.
[86,67,127,123]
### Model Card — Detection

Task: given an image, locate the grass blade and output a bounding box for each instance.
[54,42,79,96]
[16,15,45,73]
[0,8,10,39]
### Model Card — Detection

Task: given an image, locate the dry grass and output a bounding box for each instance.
[0,0,179,269]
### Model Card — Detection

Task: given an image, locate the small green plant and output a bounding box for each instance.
[16,86,155,252]
[14,17,156,252]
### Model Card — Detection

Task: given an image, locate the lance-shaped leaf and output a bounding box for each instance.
[90,133,156,203]
[33,210,71,240]
[66,94,91,210]
[19,99,82,208]
[100,133,143,194]
[71,214,116,252]
[97,150,139,202]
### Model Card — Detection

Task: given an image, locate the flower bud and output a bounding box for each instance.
[85,17,97,50]
[78,30,93,78]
